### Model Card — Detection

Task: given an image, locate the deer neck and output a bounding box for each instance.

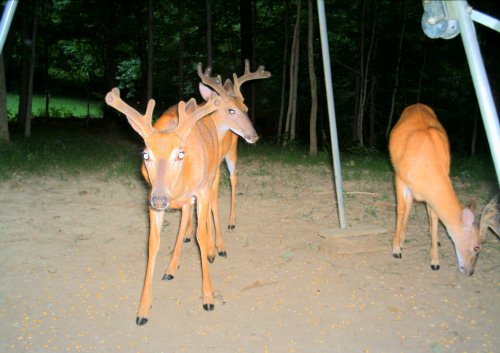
[426,179,464,238]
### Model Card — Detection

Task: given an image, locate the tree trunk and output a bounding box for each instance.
[103,0,116,89]
[24,4,38,138]
[18,0,31,126]
[178,0,185,99]
[416,42,427,103]
[368,76,377,147]
[240,0,254,121]
[146,0,154,102]
[284,0,301,146]
[0,54,9,142]
[308,0,317,156]
[385,0,407,138]
[18,0,38,138]
[206,0,212,66]
[276,0,289,143]
[470,106,479,157]
[354,0,378,146]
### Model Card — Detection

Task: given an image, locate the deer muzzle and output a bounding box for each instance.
[150,194,170,211]
[244,132,259,144]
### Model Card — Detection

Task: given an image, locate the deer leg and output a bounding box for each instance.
[225,147,238,229]
[183,197,196,243]
[163,203,191,280]
[136,209,164,326]
[393,177,413,259]
[426,204,440,270]
[211,168,226,258]
[196,195,214,311]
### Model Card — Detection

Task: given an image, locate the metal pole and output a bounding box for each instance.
[448,1,500,185]
[316,0,346,229]
[0,0,18,54]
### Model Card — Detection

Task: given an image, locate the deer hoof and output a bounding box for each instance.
[162,274,174,281]
[392,253,402,259]
[208,255,215,263]
[136,316,148,326]
[431,264,440,271]
[218,251,227,258]
[203,303,215,311]
[228,224,235,230]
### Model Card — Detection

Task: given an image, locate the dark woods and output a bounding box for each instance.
[2,0,499,155]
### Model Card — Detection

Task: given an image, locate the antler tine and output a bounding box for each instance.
[197,62,226,97]
[480,194,500,241]
[176,93,221,142]
[232,59,272,99]
[105,87,156,139]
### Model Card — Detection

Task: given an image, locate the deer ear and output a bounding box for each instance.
[223,79,234,95]
[185,98,198,114]
[199,83,214,101]
[461,208,475,227]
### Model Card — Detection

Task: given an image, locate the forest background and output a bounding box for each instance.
[1,0,499,158]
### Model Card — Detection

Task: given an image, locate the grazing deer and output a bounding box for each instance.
[389,103,499,275]
[105,88,221,325]
[160,60,270,281]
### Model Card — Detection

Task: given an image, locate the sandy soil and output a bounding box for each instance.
[0,159,498,353]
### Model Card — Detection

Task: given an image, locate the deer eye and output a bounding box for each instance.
[142,151,150,161]
[228,108,236,115]
[177,150,185,161]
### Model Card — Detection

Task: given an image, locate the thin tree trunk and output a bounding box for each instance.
[416,43,427,103]
[353,0,366,144]
[354,0,378,146]
[308,0,317,156]
[240,0,254,121]
[289,38,299,142]
[206,0,212,66]
[0,54,9,142]
[178,0,184,99]
[368,76,377,147]
[385,0,407,138]
[18,0,31,126]
[146,0,154,101]
[284,0,300,146]
[277,0,289,143]
[24,0,38,138]
[470,106,479,157]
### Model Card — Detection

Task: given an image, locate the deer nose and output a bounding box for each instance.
[245,132,259,143]
[151,195,170,210]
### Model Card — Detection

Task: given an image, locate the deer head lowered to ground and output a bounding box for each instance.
[105,87,221,325]
[156,60,271,282]
[388,103,500,275]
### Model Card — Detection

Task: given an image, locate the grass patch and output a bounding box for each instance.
[1,124,496,188]
[0,120,141,180]
[7,93,103,120]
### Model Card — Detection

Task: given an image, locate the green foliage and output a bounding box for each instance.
[4,0,499,155]
[116,58,142,99]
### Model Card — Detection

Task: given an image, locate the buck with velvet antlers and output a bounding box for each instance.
[106,88,222,326]
[389,103,499,275]
[159,60,270,281]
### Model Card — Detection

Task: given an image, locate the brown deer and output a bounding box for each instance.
[389,103,499,275]
[105,88,221,325]
[160,60,270,281]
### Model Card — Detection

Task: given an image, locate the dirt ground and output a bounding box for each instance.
[0,159,498,353]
